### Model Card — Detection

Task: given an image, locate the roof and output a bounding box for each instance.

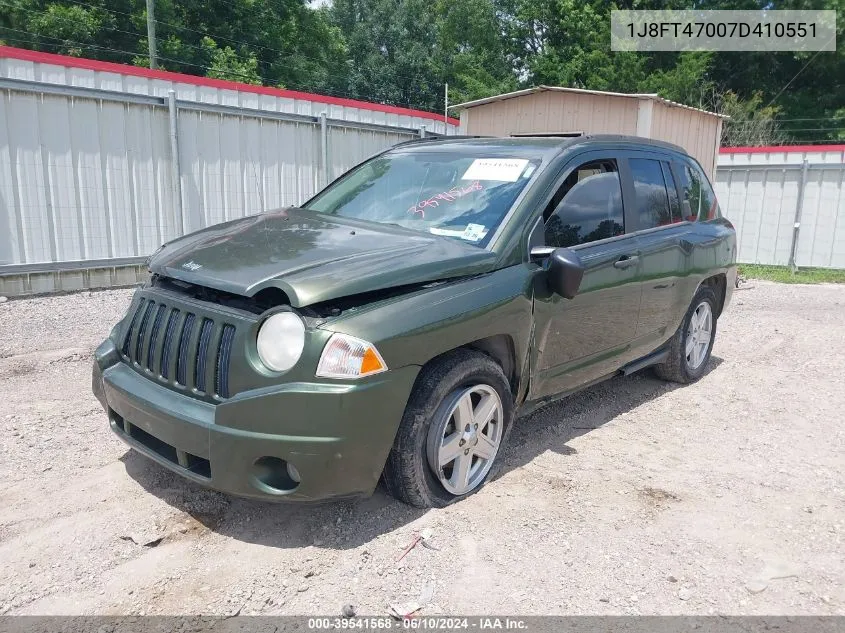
[0,45,461,126]
[452,85,727,120]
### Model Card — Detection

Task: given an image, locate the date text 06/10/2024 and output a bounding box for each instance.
[306,617,528,630]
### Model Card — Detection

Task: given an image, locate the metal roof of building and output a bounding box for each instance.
[452,85,728,119]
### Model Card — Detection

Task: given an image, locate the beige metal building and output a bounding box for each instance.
[453,86,726,177]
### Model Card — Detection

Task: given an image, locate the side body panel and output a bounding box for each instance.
[617,150,689,343]
[530,235,642,399]
[633,224,695,345]
[618,149,737,360]
[518,149,645,399]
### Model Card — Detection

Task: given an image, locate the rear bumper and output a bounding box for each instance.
[93,338,419,502]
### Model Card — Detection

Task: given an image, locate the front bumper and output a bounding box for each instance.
[93,338,419,502]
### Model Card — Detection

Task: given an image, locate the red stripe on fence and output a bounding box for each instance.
[0,45,461,127]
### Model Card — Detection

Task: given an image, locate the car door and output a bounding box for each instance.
[530,151,644,400]
[620,151,690,346]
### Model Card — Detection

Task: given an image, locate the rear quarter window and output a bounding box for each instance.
[678,161,720,221]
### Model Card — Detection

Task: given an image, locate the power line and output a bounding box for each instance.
[727,117,845,123]
[723,140,844,146]
[772,128,845,133]
[773,136,845,142]
[764,33,837,109]
[726,124,845,132]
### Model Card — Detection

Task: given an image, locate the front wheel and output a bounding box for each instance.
[382,349,513,508]
[654,285,719,383]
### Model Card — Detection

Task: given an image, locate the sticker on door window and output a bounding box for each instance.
[461,158,529,182]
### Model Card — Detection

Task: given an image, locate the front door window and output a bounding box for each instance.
[543,160,625,248]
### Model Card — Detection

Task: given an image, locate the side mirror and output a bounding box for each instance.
[531,246,584,299]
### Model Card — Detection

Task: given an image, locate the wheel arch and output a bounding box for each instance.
[700,273,727,317]
[462,334,519,397]
[407,334,520,400]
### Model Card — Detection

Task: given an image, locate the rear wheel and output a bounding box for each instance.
[654,285,718,384]
[383,349,513,508]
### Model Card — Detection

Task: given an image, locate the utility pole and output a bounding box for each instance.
[146,0,158,69]
[444,83,449,135]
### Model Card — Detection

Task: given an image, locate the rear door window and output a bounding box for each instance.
[629,158,672,230]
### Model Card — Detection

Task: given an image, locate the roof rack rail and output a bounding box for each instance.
[510,132,584,138]
[391,134,490,148]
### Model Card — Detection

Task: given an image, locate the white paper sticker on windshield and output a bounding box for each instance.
[429,227,467,238]
[462,223,487,241]
[461,158,529,182]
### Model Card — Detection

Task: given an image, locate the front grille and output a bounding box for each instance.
[121,297,236,399]
[215,325,236,398]
[160,309,180,380]
[175,313,196,387]
[194,318,214,392]
[146,305,167,372]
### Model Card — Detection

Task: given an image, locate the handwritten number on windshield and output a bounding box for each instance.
[408,181,483,219]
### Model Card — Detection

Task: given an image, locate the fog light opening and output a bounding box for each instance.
[251,456,301,493]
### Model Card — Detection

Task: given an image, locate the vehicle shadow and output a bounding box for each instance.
[497,356,723,476]
[121,357,724,550]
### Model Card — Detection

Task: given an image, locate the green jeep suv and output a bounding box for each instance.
[93,135,736,507]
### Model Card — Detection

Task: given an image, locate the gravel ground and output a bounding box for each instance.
[0,281,843,616]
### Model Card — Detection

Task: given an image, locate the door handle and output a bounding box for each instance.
[613,255,639,269]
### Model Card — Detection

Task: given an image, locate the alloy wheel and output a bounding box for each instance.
[685,301,713,370]
[426,384,503,496]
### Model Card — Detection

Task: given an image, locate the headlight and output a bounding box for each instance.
[256,312,306,372]
[316,333,388,379]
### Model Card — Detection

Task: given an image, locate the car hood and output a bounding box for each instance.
[148,207,499,307]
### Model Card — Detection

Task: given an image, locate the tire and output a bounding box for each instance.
[654,284,719,384]
[382,349,514,508]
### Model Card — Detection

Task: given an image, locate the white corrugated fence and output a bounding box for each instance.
[0,47,458,294]
[2,46,844,297]
[715,146,845,269]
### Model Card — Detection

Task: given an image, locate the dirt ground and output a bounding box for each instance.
[0,280,843,617]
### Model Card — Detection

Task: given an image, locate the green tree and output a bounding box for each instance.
[328,0,517,110]
[200,36,260,85]
[0,0,347,94]
[0,0,130,58]
[435,0,519,104]
[22,4,110,56]
[719,91,787,147]
[1,0,843,140]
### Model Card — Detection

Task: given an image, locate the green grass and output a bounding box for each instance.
[739,264,845,284]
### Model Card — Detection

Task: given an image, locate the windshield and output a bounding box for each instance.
[303,151,542,247]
